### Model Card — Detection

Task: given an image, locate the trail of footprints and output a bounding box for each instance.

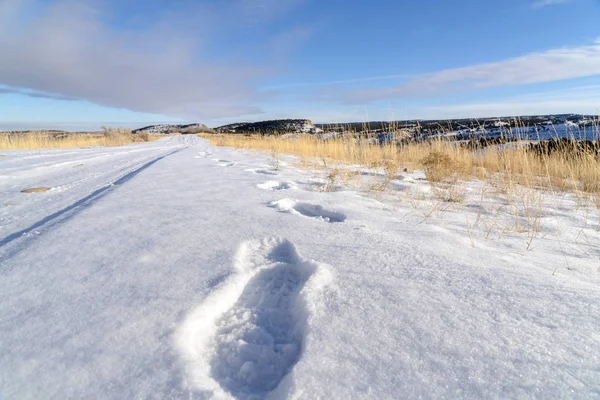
[178,151,341,397]
[202,151,347,224]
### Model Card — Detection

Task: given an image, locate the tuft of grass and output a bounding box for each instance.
[422,151,463,183]
[421,151,468,203]
[20,187,51,193]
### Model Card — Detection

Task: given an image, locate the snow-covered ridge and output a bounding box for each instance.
[216,119,322,134]
[133,123,214,134]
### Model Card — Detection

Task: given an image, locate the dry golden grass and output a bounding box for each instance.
[201,133,600,196]
[20,187,51,193]
[0,127,156,150]
[202,126,597,249]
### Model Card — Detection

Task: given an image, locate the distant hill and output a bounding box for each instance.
[216,119,322,134]
[133,123,214,134]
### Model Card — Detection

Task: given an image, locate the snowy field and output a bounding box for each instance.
[1,135,599,399]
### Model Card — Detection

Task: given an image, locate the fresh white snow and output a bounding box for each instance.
[0,135,599,399]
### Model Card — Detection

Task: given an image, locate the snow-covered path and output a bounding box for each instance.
[1,136,598,399]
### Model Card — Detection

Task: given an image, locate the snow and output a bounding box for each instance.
[1,135,599,399]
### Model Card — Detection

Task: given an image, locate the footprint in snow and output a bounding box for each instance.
[256,181,297,191]
[245,168,278,176]
[269,199,346,223]
[176,238,332,399]
[195,151,212,158]
[209,158,236,167]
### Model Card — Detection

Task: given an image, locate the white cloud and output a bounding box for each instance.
[422,99,599,120]
[531,0,572,8]
[337,42,600,104]
[264,74,415,90]
[0,0,308,121]
[414,85,600,119]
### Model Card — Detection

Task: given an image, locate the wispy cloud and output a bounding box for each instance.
[531,0,572,8]
[0,86,77,101]
[0,0,309,121]
[335,42,600,104]
[422,99,599,120]
[411,85,600,119]
[239,0,306,28]
[264,74,415,90]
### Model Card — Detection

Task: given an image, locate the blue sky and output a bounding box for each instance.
[0,0,599,130]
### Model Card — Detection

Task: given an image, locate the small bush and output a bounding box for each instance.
[181,126,215,134]
[421,151,469,202]
[102,126,132,139]
[422,151,458,183]
[135,131,151,142]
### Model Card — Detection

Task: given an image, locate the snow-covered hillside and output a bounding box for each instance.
[0,136,598,399]
[315,114,599,142]
[133,123,213,134]
[217,119,322,134]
